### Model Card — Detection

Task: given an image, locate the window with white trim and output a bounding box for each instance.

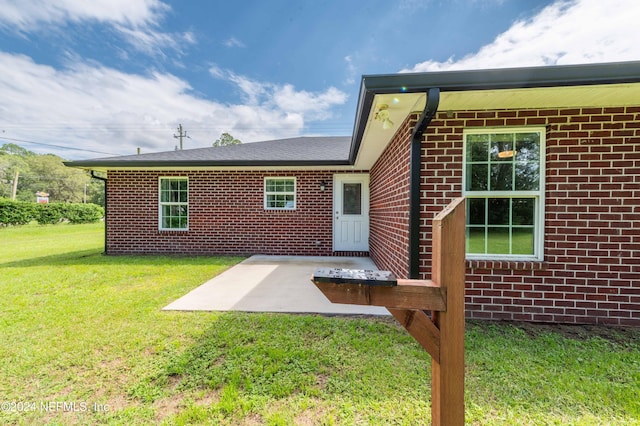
[264,177,296,210]
[463,128,545,260]
[159,177,188,230]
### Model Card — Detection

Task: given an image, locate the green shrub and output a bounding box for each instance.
[0,198,37,225]
[37,203,65,224]
[65,203,104,224]
[0,198,104,226]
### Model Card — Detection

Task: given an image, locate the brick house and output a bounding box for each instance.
[69,61,640,326]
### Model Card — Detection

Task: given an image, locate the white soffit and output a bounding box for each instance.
[439,82,640,111]
[354,92,425,169]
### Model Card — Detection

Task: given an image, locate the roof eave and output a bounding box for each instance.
[65,159,352,169]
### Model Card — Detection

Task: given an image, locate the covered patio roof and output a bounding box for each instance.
[352,61,640,169]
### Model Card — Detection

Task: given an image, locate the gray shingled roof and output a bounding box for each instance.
[68,136,352,168]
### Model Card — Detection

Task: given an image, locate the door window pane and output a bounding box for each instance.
[343,183,362,215]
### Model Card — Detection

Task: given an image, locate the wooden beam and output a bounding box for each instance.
[388,308,440,363]
[430,197,466,426]
[312,279,446,311]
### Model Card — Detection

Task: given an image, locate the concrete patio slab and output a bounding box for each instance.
[163,255,389,315]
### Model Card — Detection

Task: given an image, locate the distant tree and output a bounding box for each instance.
[0,143,104,204]
[0,143,35,157]
[20,154,88,203]
[0,144,32,199]
[86,179,105,206]
[213,132,242,147]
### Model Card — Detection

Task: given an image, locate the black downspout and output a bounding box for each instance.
[91,171,108,254]
[408,88,440,279]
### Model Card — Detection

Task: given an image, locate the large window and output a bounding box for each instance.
[264,177,296,210]
[463,128,545,260]
[159,177,188,230]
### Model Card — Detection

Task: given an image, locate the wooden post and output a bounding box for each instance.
[430,197,466,425]
[312,197,466,426]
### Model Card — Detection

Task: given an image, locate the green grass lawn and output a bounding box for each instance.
[1,223,639,425]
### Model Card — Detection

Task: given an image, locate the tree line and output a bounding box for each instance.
[1,132,242,205]
[0,143,104,205]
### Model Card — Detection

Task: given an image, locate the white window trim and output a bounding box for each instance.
[158,176,189,231]
[462,127,545,261]
[264,177,296,210]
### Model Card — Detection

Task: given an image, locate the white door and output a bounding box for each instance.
[333,174,369,251]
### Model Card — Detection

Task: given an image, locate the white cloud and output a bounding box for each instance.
[223,37,246,48]
[272,85,348,121]
[224,71,270,105]
[404,0,640,72]
[0,0,189,57]
[0,0,168,29]
[209,65,348,120]
[344,55,357,85]
[0,53,348,159]
[116,27,196,58]
[208,64,226,79]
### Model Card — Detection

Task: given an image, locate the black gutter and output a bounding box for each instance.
[409,88,440,279]
[90,171,108,254]
[356,61,640,93]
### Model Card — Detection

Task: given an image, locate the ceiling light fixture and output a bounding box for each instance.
[498,142,516,158]
[374,104,394,130]
[498,150,515,159]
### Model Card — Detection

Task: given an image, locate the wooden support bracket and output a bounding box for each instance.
[388,308,441,363]
[311,279,446,311]
[311,197,466,426]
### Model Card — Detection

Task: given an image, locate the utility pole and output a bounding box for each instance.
[173,124,190,150]
[11,170,19,201]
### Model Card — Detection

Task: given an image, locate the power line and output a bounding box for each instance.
[0,136,119,156]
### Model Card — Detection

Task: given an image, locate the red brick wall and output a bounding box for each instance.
[370,106,640,326]
[106,170,366,256]
[369,115,417,278]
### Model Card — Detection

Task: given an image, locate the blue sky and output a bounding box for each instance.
[0,0,639,159]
